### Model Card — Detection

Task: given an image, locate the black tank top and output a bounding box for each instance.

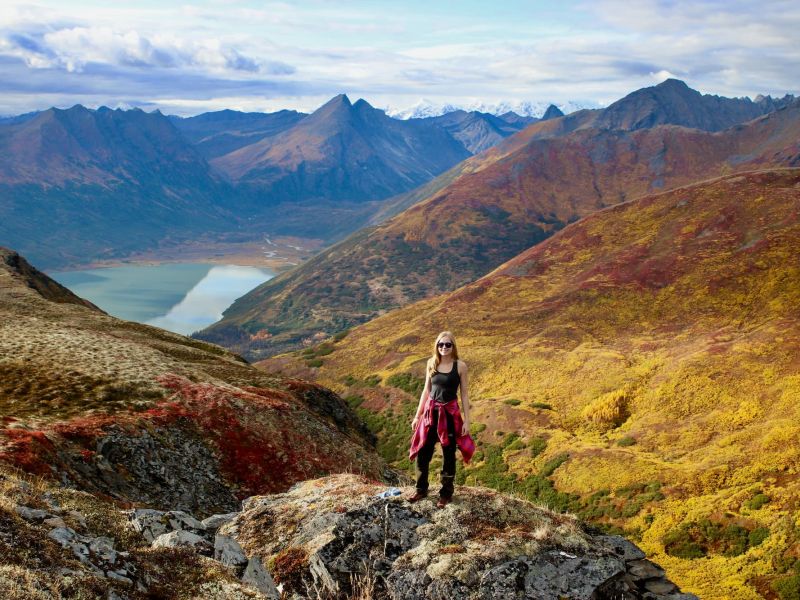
[430,362,460,403]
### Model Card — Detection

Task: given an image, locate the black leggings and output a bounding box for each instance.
[415,408,456,499]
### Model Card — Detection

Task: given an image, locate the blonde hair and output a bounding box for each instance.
[429,331,459,376]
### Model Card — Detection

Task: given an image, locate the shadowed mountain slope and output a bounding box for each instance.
[199,100,800,359]
[260,169,800,598]
[423,109,535,153]
[170,108,307,159]
[0,106,233,268]
[0,246,387,514]
[211,94,472,203]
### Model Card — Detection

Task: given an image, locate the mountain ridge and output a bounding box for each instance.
[199,95,800,359]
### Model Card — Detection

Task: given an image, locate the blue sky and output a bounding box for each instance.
[0,0,797,116]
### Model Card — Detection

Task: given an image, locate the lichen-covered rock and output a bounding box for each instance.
[151,530,212,554]
[203,512,238,531]
[128,508,209,543]
[215,534,249,568]
[242,556,280,599]
[221,474,692,599]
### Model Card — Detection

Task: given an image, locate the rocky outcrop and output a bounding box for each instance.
[217,474,697,600]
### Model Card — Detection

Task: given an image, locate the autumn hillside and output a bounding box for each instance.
[0,247,387,515]
[259,169,800,599]
[201,99,800,360]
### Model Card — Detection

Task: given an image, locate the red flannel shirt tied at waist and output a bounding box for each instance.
[409,394,475,464]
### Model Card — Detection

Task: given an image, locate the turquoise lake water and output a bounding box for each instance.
[51,263,273,335]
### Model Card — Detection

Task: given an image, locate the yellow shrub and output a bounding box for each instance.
[581,388,629,430]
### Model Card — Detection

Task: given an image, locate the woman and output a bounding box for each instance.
[408,331,475,507]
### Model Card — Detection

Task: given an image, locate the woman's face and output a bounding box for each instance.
[437,337,454,357]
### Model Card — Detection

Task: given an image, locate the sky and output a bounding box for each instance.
[0,0,798,117]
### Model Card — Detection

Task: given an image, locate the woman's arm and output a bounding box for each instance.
[459,361,470,435]
[411,363,432,430]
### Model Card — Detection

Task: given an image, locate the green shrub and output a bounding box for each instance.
[663,526,706,559]
[540,453,569,477]
[503,398,522,406]
[663,519,760,559]
[342,375,359,386]
[775,572,800,600]
[745,492,770,510]
[306,358,323,368]
[617,436,636,447]
[531,402,553,410]
[333,329,350,342]
[749,527,769,547]
[343,394,364,408]
[315,343,334,356]
[470,423,487,435]
[506,439,525,452]
[529,437,547,457]
[364,374,382,387]
[386,372,425,397]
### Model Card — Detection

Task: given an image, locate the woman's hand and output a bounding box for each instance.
[411,415,420,431]
[461,421,470,436]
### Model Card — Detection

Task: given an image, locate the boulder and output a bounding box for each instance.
[214,534,248,568]
[152,530,212,554]
[202,512,238,531]
[242,556,280,599]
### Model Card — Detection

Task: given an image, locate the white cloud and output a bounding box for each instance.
[0,0,797,116]
[3,26,274,75]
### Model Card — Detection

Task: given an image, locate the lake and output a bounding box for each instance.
[51,263,273,336]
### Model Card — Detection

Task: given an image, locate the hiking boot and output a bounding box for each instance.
[408,491,428,503]
[436,496,451,508]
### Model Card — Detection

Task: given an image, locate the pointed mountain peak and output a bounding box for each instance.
[324,94,352,108]
[307,94,355,122]
[655,78,690,90]
[352,98,374,111]
[541,104,564,121]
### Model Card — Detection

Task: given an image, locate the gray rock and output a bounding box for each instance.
[89,536,118,564]
[599,534,646,561]
[479,552,626,600]
[203,512,238,531]
[309,553,338,595]
[628,559,666,581]
[167,510,206,532]
[242,556,280,599]
[129,509,169,543]
[385,570,432,600]
[644,578,678,594]
[214,534,248,567]
[152,530,212,554]
[106,570,134,585]
[15,505,51,522]
[48,527,92,562]
[43,516,67,528]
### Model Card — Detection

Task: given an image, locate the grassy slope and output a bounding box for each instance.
[258,169,800,599]
[0,248,385,504]
[204,103,800,360]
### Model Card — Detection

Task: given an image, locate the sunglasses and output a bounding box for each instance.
[437,342,453,348]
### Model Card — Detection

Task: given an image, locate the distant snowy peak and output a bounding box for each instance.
[386,99,595,120]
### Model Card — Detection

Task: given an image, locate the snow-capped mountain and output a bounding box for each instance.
[385,98,596,120]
